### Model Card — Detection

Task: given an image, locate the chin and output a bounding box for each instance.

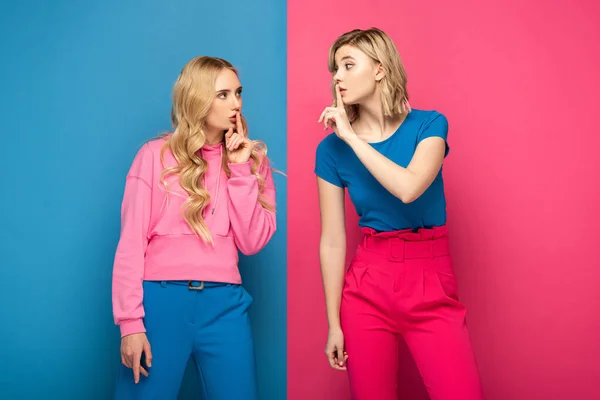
[339,92,354,104]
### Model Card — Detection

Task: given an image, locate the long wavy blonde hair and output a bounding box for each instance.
[328,27,411,122]
[159,56,273,244]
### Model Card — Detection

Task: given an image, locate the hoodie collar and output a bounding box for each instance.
[200,141,224,160]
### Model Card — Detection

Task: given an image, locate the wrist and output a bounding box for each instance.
[328,321,342,332]
[343,131,361,146]
[119,319,146,338]
[228,161,252,177]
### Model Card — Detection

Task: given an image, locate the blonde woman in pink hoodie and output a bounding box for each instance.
[112,56,276,399]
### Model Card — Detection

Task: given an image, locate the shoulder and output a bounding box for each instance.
[409,109,447,127]
[143,135,171,155]
[127,135,169,179]
[138,135,175,165]
[405,109,449,142]
[316,133,345,156]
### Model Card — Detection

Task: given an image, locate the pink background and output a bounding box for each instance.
[287,1,600,399]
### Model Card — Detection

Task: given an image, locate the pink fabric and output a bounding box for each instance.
[341,226,483,400]
[112,137,276,337]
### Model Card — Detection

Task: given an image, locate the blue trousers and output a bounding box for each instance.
[114,281,258,400]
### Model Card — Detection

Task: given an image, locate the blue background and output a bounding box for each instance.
[0,1,287,398]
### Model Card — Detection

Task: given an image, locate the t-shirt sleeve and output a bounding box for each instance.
[418,112,450,157]
[314,136,345,188]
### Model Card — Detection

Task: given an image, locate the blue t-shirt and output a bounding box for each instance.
[314,109,449,232]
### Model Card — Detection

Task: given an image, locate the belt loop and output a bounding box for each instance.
[430,240,435,259]
[160,281,167,288]
[389,237,405,262]
[363,234,368,250]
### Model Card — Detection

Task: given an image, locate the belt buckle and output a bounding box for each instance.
[188,281,205,290]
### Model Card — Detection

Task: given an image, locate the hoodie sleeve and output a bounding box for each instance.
[112,144,153,337]
[226,156,277,255]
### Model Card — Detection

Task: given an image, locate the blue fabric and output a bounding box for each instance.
[114,281,258,400]
[315,109,449,231]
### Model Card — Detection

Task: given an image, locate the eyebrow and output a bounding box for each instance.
[216,86,243,93]
[339,56,355,62]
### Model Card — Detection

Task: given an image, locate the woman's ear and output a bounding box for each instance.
[375,63,385,82]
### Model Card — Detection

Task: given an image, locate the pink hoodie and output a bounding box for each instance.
[112,137,276,337]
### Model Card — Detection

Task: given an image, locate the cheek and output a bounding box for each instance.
[206,106,225,127]
[206,109,217,124]
[344,71,359,88]
[212,104,226,118]
[354,71,376,93]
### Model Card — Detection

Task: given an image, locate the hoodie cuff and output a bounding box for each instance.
[228,161,252,177]
[120,319,146,338]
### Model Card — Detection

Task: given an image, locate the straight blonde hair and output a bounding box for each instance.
[328,28,411,122]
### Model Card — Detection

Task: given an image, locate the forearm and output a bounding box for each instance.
[227,161,277,254]
[320,241,346,330]
[112,176,152,337]
[345,135,417,202]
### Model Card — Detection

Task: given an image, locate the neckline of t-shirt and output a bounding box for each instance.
[360,112,411,146]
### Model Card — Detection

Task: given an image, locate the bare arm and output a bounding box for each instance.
[319,84,447,204]
[317,177,347,330]
[345,135,446,203]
